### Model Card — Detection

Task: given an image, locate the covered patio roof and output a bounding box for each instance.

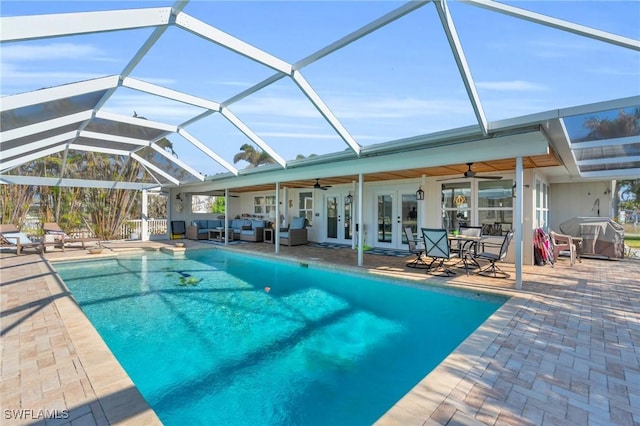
[1,1,638,190]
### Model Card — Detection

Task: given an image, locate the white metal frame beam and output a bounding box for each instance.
[0,8,173,42]
[434,0,488,135]
[1,131,77,162]
[291,70,362,155]
[461,0,640,52]
[174,12,292,75]
[0,175,160,190]
[177,128,239,175]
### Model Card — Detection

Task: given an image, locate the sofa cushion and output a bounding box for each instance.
[251,220,265,229]
[290,216,306,230]
[241,229,256,236]
[192,220,208,229]
[280,231,289,239]
[207,220,223,229]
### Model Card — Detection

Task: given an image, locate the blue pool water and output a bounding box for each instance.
[55,249,505,425]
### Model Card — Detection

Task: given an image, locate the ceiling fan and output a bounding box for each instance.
[312,178,332,190]
[440,163,502,181]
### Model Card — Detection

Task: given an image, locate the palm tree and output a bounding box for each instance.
[233,143,276,168]
[580,108,640,219]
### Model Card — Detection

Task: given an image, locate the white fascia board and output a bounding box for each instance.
[0,76,119,112]
[0,111,92,144]
[174,12,292,75]
[131,153,180,185]
[295,0,431,69]
[94,111,177,132]
[460,0,640,51]
[220,108,286,168]
[291,70,361,155]
[177,128,239,175]
[435,0,488,135]
[123,77,221,111]
[193,131,549,191]
[148,143,205,182]
[1,8,172,43]
[2,131,77,160]
[577,156,640,167]
[0,145,66,172]
[79,130,150,146]
[0,175,160,190]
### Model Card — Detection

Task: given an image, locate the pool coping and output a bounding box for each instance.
[40,252,163,425]
[45,245,526,425]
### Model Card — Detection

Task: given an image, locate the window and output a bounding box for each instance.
[478,180,513,235]
[441,182,471,232]
[298,191,313,226]
[534,178,549,230]
[254,195,276,215]
[191,195,223,214]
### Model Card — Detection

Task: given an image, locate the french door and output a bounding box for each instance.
[375,191,418,249]
[325,193,353,244]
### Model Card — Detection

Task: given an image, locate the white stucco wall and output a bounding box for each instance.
[549,181,614,231]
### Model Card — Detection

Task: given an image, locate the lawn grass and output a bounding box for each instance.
[625,235,640,249]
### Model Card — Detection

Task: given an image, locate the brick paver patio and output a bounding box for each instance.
[1,240,638,425]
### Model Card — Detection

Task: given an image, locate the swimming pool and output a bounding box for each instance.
[55,249,506,425]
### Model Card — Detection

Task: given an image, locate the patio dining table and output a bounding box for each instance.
[448,234,484,275]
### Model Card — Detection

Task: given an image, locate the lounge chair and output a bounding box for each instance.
[279,217,308,246]
[0,224,44,255]
[550,231,576,266]
[404,227,427,268]
[43,222,100,251]
[420,228,456,276]
[473,230,514,278]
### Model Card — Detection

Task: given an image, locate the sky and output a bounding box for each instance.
[1,0,639,178]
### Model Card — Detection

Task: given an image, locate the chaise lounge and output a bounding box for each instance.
[0,224,44,255]
[43,222,100,251]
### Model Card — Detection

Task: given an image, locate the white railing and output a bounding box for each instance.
[122,219,168,239]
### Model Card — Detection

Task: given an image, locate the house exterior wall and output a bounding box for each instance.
[548,181,614,231]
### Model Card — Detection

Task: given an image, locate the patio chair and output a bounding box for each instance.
[279,217,308,246]
[473,230,514,278]
[0,224,44,255]
[43,222,99,251]
[404,227,427,269]
[550,231,576,266]
[451,225,482,257]
[420,228,456,276]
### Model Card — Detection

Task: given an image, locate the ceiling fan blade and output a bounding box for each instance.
[476,175,503,180]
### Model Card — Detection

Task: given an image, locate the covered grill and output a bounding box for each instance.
[559,217,625,260]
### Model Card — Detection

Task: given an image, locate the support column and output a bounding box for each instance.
[515,156,523,289]
[275,182,280,254]
[141,189,149,241]
[224,189,229,245]
[357,173,364,267]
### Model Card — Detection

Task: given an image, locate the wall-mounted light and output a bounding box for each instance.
[416,186,424,201]
[345,193,353,204]
[176,193,182,201]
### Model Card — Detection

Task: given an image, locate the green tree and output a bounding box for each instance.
[210,197,226,214]
[233,143,276,168]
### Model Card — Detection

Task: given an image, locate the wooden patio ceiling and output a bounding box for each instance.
[222,152,561,193]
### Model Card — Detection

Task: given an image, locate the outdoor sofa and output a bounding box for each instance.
[187,219,266,242]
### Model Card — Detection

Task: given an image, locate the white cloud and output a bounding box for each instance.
[476,80,548,92]
[1,43,112,62]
